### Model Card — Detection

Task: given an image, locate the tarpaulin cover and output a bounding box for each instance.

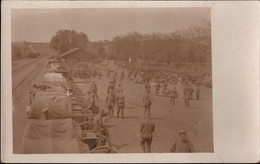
[42,72,66,87]
[29,99,49,119]
[44,88,67,92]
[29,95,72,119]
[43,72,64,81]
[34,91,67,101]
[42,81,63,87]
[48,97,72,119]
[21,118,90,154]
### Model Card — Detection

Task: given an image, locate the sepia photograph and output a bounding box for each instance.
[11,7,212,154]
[2,1,259,163]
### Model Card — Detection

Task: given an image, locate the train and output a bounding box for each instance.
[27,52,39,58]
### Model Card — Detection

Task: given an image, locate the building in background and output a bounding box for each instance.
[60,48,95,64]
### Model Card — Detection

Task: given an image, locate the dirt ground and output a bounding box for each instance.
[12,59,213,154]
[77,61,213,153]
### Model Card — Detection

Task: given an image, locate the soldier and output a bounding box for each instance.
[93,109,109,136]
[178,77,182,86]
[196,84,200,99]
[144,80,151,92]
[76,67,80,78]
[140,116,155,153]
[120,70,124,83]
[170,130,195,153]
[90,79,97,93]
[83,68,88,79]
[184,85,190,107]
[106,68,110,77]
[115,83,123,95]
[72,67,76,78]
[170,86,178,104]
[162,80,168,95]
[87,91,99,114]
[116,90,125,118]
[106,89,116,118]
[155,81,160,96]
[112,74,117,85]
[189,84,194,100]
[79,67,83,79]
[107,80,115,94]
[143,89,152,118]
[90,80,99,100]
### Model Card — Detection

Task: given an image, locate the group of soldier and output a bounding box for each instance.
[85,72,126,119]
[79,60,199,153]
[66,63,101,79]
[140,79,196,153]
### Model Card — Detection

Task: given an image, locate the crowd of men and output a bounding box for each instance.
[65,62,101,79]
[64,59,207,153]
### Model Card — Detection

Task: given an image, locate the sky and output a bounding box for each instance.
[11,8,210,43]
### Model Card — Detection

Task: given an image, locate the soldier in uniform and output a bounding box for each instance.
[189,84,194,100]
[87,91,99,114]
[115,83,123,95]
[120,70,124,83]
[90,80,99,100]
[116,90,125,118]
[106,68,110,77]
[93,109,109,136]
[196,84,200,99]
[170,130,195,153]
[140,116,155,153]
[107,80,115,94]
[170,86,178,104]
[155,81,160,96]
[184,85,190,107]
[162,80,168,95]
[143,89,152,118]
[106,89,116,118]
[144,80,151,92]
[112,74,117,85]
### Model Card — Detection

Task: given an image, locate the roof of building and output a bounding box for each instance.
[60,48,94,58]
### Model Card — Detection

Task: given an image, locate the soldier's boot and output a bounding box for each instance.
[140,143,146,153]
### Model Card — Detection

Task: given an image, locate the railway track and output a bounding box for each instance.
[12,58,47,106]
[12,57,42,74]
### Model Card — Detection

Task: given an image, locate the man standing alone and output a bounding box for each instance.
[116,90,125,118]
[90,80,99,100]
[170,130,195,153]
[184,85,190,107]
[196,84,200,99]
[140,116,155,153]
[143,89,152,118]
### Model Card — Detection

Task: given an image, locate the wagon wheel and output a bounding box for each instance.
[90,146,118,153]
[79,121,101,139]
[82,113,96,122]
[95,133,111,147]
[80,121,100,131]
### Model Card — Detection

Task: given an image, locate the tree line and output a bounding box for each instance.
[49,19,211,64]
[109,22,211,64]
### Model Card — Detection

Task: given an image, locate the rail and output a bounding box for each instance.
[12,57,42,74]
